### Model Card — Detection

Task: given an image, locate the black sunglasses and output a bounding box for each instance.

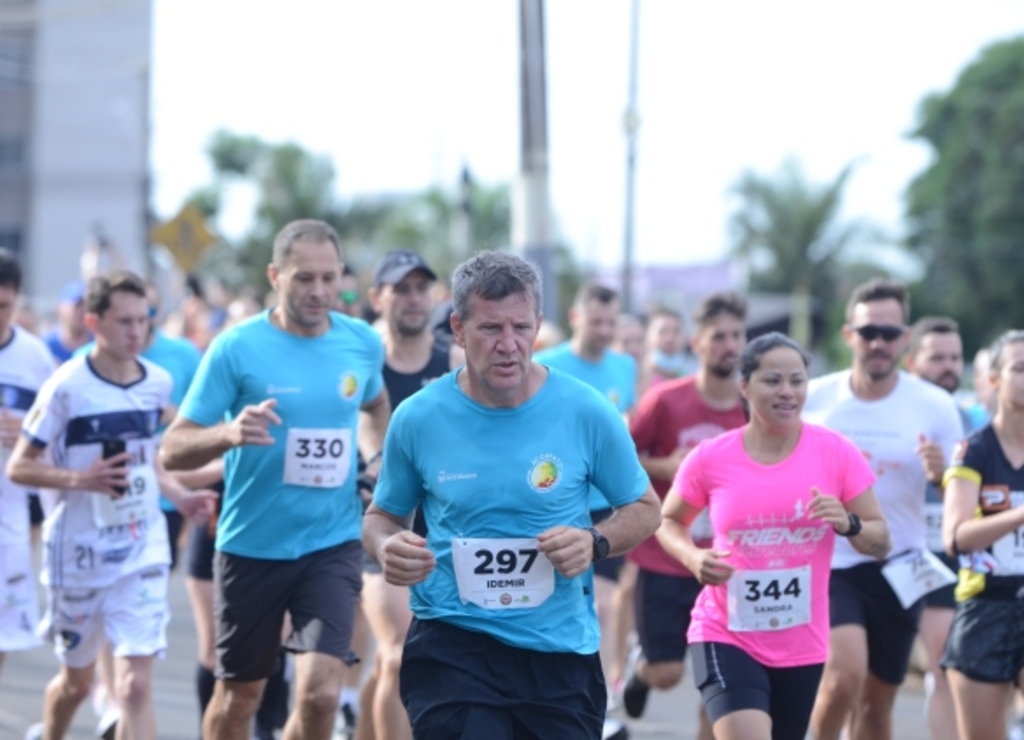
[851,324,905,342]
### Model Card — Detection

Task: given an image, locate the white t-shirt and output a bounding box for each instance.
[0,327,56,545]
[803,370,964,569]
[22,354,172,588]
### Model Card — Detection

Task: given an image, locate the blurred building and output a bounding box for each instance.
[0,0,151,309]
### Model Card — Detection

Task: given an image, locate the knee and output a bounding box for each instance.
[298,682,340,718]
[116,668,152,713]
[819,665,864,705]
[59,670,94,704]
[644,661,683,690]
[377,644,404,679]
[219,682,263,719]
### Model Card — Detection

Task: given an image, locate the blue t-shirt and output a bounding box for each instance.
[179,310,385,559]
[373,367,649,654]
[534,342,637,512]
[534,343,637,413]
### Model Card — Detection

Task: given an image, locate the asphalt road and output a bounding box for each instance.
[0,566,936,740]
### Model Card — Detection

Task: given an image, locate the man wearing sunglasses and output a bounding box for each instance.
[803,279,964,740]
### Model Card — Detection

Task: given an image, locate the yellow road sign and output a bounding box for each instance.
[151,203,217,273]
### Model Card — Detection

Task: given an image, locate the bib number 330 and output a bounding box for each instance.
[283,428,351,488]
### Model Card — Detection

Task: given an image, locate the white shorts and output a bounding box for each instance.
[0,542,41,651]
[39,566,170,668]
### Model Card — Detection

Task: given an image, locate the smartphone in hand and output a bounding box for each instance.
[101,439,128,496]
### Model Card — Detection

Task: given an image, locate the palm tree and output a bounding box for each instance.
[730,158,868,346]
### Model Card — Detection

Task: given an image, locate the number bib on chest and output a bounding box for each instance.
[881,549,957,609]
[727,565,811,632]
[91,465,160,529]
[283,428,352,488]
[451,537,555,610]
[925,502,944,553]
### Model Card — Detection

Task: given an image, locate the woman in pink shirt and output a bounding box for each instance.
[657,333,891,740]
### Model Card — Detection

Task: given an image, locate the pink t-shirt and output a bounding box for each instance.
[675,423,875,668]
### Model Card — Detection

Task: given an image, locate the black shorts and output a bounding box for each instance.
[163,509,184,571]
[924,551,958,609]
[942,596,1024,684]
[186,521,216,581]
[591,508,625,582]
[400,618,605,739]
[214,540,363,682]
[691,641,823,739]
[830,560,925,685]
[635,569,703,663]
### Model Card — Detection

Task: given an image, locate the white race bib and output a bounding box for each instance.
[925,502,945,553]
[991,528,1024,575]
[452,537,555,610]
[91,465,159,529]
[283,428,352,488]
[727,565,811,632]
[881,550,957,608]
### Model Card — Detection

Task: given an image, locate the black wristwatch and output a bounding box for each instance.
[836,512,862,538]
[588,527,611,561]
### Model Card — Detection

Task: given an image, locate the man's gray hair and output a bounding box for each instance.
[451,251,542,321]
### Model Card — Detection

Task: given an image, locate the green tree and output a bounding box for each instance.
[730,158,870,347]
[905,36,1024,354]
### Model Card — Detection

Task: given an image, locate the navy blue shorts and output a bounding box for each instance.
[691,641,823,740]
[400,618,606,739]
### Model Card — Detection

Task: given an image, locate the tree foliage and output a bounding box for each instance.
[180,130,583,305]
[729,158,870,346]
[905,36,1024,353]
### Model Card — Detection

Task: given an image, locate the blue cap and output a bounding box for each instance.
[59,279,85,305]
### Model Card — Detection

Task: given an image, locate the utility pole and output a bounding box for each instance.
[621,0,640,313]
[514,0,558,320]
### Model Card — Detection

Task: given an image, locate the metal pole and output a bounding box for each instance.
[621,0,640,313]
[514,0,558,321]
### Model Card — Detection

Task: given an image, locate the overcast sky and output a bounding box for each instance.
[150,1,1024,270]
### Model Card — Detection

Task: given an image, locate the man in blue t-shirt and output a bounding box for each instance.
[161,220,391,740]
[363,251,660,739]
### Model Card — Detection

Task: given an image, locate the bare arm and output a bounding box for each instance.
[658,491,735,585]
[358,390,390,479]
[160,399,281,471]
[154,453,217,523]
[169,457,224,490]
[7,436,128,497]
[943,475,1023,555]
[362,503,434,586]
[537,485,662,579]
[809,486,891,560]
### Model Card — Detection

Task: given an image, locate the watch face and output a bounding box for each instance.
[592,529,610,559]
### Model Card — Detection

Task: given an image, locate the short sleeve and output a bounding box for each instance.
[373,409,426,518]
[21,375,67,449]
[589,396,650,507]
[360,330,385,405]
[672,441,708,510]
[179,334,239,426]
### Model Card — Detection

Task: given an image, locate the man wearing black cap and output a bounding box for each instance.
[356,249,462,740]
